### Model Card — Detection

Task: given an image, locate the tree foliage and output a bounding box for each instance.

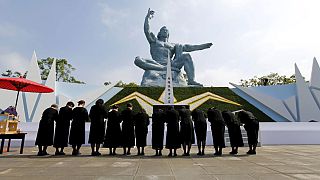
[114,81,139,87]
[38,57,84,84]
[1,70,28,78]
[240,73,296,87]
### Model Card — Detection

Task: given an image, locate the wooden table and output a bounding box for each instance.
[0,133,27,154]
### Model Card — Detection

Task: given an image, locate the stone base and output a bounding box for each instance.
[140,70,188,87]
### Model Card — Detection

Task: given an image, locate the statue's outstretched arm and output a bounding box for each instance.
[144,8,156,43]
[183,43,213,52]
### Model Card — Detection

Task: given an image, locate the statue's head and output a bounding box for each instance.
[157,26,169,40]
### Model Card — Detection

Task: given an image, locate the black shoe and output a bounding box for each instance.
[247,150,254,155]
[42,151,49,155]
[96,152,101,156]
[91,152,97,156]
[37,152,43,156]
[159,152,162,156]
[173,153,177,157]
[55,152,60,156]
[59,152,66,155]
[127,152,131,155]
[252,151,256,155]
[197,152,202,156]
[201,152,205,156]
[141,152,145,155]
[168,153,172,157]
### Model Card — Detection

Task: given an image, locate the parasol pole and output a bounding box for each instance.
[15,90,20,108]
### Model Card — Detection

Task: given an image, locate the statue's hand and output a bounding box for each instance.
[147,8,155,19]
[206,43,213,48]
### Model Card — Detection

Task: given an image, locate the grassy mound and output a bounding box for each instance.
[105,87,274,122]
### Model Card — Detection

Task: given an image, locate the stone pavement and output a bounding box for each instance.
[1,145,320,180]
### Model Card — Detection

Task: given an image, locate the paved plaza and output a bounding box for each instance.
[1,145,320,179]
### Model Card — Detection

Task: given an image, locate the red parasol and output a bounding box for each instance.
[0,77,54,108]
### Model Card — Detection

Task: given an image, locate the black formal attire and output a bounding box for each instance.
[207,108,226,148]
[69,107,89,145]
[104,110,122,148]
[179,108,195,144]
[53,106,73,148]
[152,110,165,150]
[238,111,259,146]
[88,104,108,144]
[191,109,207,141]
[35,107,58,146]
[222,110,244,147]
[165,108,181,149]
[134,111,150,147]
[121,108,135,147]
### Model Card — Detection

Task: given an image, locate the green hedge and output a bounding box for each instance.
[104,87,274,122]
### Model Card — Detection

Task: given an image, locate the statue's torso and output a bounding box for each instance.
[150,40,175,65]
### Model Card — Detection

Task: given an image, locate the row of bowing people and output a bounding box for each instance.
[35,99,259,156]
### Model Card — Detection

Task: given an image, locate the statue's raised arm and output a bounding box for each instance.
[144,8,156,43]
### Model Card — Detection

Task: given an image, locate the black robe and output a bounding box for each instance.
[238,111,259,145]
[104,110,122,148]
[179,108,195,144]
[121,108,135,147]
[165,109,181,149]
[88,104,108,144]
[53,106,73,147]
[207,108,225,148]
[191,109,207,141]
[69,107,89,145]
[222,110,244,147]
[134,111,150,147]
[152,110,165,150]
[35,107,58,146]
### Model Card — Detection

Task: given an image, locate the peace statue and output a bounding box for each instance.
[134,8,213,87]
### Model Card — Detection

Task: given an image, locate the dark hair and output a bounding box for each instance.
[96,99,104,106]
[51,104,58,109]
[78,100,85,106]
[66,101,75,107]
[127,103,133,108]
[111,104,119,109]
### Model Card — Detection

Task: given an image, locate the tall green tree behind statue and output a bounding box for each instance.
[38,57,84,84]
[240,72,296,87]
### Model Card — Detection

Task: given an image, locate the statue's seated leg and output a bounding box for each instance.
[134,56,165,71]
[173,53,203,86]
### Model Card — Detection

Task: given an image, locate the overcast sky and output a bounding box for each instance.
[1,0,320,87]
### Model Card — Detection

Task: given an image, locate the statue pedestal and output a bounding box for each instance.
[141,70,188,87]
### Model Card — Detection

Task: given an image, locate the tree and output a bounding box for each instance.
[240,73,296,87]
[104,81,111,86]
[114,81,139,87]
[1,70,28,78]
[38,57,84,84]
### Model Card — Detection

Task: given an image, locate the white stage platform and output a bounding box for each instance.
[4,122,320,147]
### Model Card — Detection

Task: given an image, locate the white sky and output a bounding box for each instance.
[0,0,320,87]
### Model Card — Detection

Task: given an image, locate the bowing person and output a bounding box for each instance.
[237,110,259,155]
[69,100,89,155]
[104,105,122,155]
[222,110,244,155]
[207,107,226,156]
[192,109,207,156]
[53,101,74,155]
[35,104,59,156]
[152,109,165,156]
[88,99,108,156]
[165,106,180,157]
[134,109,150,155]
[121,103,135,155]
[178,106,195,156]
